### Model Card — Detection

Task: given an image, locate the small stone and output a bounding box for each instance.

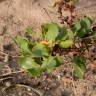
[27,88,31,91]
[5,82,11,87]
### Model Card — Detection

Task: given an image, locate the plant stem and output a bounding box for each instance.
[16,84,43,96]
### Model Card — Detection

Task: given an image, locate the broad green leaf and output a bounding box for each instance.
[80,17,92,29]
[77,28,87,37]
[59,39,73,48]
[56,27,68,41]
[72,17,93,37]
[72,21,81,32]
[77,28,92,38]
[67,30,74,39]
[56,27,74,43]
[28,68,43,77]
[19,56,43,77]
[18,56,40,70]
[41,23,59,43]
[54,55,63,67]
[42,55,63,72]
[73,55,86,79]
[42,56,57,72]
[15,36,30,53]
[31,43,49,57]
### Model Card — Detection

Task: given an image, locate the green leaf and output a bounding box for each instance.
[72,21,81,32]
[67,30,74,39]
[77,28,87,37]
[42,56,57,72]
[56,27,68,41]
[72,17,93,37]
[59,39,73,48]
[18,56,43,77]
[42,23,59,43]
[18,56,40,70]
[28,68,43,77]
[54,55,63,67]
[15,36,30,53]
[31,43,49,57]
[73,55,86,79]
[80,17,92,29]
[41,55,62,72]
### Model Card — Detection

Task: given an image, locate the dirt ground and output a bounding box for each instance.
[0,0,96,96]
